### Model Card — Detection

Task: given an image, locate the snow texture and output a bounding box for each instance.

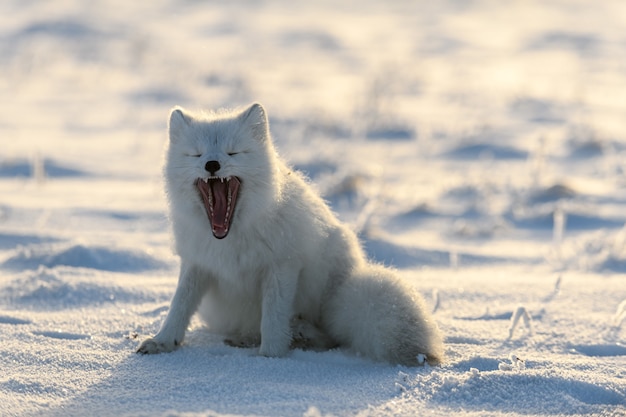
[1,0,625,416]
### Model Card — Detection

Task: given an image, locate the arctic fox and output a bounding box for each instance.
[137,103,444,366]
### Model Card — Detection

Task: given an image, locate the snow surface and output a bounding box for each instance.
[1,0,625,416]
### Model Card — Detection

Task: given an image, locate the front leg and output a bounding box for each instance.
[137,263,209,354]
[258,262,300,357]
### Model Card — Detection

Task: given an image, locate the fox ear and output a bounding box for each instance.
[169,107,191,141]
[239,102,269,142]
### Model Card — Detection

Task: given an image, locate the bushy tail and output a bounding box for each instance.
[323,264,444,366]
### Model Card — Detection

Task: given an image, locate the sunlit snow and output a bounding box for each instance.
[1,1,625,416]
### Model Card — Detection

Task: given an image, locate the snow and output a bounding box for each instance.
[1,0,625,416]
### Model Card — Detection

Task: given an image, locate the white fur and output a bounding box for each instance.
[137,103,444,365]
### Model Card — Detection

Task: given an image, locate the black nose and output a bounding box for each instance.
[205,160,221,176]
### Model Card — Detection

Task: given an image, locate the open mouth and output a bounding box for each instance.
[195,176,241,239]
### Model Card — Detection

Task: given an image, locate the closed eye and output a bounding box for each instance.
[228,152,238,156]
[186,153,202,157]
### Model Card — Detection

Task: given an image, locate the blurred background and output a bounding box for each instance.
[1,0,626,270]
[2,0,624,159]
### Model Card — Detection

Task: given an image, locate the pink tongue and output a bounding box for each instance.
[210,180,229,231]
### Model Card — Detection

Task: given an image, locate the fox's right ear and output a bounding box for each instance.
[238,102,269,142]
[168,107,191,141]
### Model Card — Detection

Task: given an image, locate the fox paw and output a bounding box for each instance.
[290,316,338,351]
[224,335,260,348]
[136,337,179,354]
[259,338,290,358]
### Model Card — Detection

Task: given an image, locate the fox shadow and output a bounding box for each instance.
[43,328,403,417]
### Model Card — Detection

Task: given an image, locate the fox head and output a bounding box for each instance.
[165,103,282,239]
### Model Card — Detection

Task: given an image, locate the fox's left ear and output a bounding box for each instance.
[238,103,269,142]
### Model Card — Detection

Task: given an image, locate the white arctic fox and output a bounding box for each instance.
[137,103,444,366]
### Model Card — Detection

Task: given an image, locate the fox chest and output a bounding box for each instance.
[179,224,272,278]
